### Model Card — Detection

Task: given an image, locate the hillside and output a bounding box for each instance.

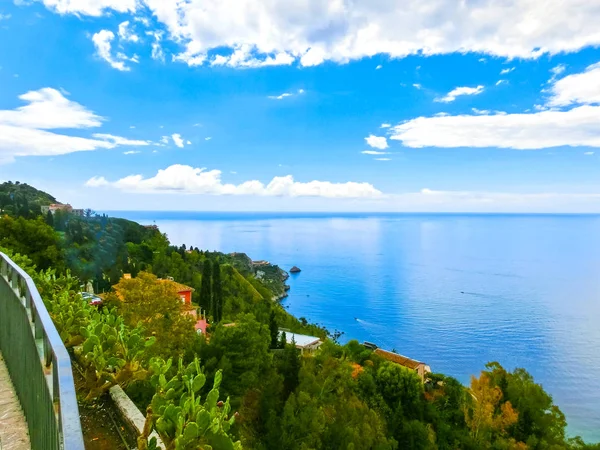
[0,181,57,217]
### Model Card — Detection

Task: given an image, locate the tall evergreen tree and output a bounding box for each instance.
[280,337,301,398]
[212,260,223,322]
[45,210,54,227]
[269,310,279,348]
[200,259,212,315]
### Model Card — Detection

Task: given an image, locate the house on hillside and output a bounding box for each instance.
[160,277,195,305]
[374,348,431,382]
[121,274,195,305]
[41,203,83,215]
[279,331,322,354]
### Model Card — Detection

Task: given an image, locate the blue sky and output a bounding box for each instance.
[1,0,600,212]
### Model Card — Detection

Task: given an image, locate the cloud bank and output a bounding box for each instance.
[85,164,382,198]
[38,0,600,67]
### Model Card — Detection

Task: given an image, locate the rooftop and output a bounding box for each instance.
[374,349,424,370]
[279,332,321,348]
[158,279,195,293]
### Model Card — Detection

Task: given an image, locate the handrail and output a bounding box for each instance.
[0,252,85,450]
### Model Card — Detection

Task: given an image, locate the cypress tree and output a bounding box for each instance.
[212,261,223,322]
[269,310,278,348]
[279,331,287,350]
[200,259,212,316]
[45,210,54,227]
[282,336,301,398]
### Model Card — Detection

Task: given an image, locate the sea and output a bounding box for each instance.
[109,212,600,441]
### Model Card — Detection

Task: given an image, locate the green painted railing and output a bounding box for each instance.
[0,252,85,450]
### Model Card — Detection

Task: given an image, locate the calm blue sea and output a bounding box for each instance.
[109,212,600,441]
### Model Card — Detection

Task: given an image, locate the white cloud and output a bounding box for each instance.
[171,133,184,148]
[380,123,391,128]
[187,140,192,145]
[118,21,139,42]
[160,136,169,144]
[123,150,141,155]
[205,137,212,141]
[40,0,136,16]
[0,13,11,20]
[39,0,600,67]
[550,64,566,82]
[365,134,389,150]
[147,31,165,62]
[413,83,422,89]
[85,164,382,198]
[376,64,382,70]
[92,133,151,146]
[435,85,484,103]
[584,151,595,155]
[135,16,150,27]
[130,125,135,129]
[390,105,600,149]
[0,88,137,162]
[268,89,305,100]
[92,30,133,71]
[472,108,491,115]
[547,62,600,107]
[0,87,102,129]
[500,67,515,75]
[208,44,295,68]
[362,150,389,155]
[85,176,109,187]
[375,158,391,161]
[268,93,293,100]
[496,79,508,86]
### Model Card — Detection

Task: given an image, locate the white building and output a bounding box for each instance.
[279,331,322,354]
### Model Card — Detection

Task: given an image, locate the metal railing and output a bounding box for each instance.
[0,252,85,450]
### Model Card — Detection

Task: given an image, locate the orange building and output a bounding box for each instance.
[160,279,194,305]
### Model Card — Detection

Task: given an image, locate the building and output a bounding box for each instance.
[120,274,195,305]
[374,348,431,381]
[159,277,195,304]
[41,203,84,216]
[279,331,322,354]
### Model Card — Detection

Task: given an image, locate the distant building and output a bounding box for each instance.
[279,331,322,354]
[374,348,431,381]
[41,203,83,216]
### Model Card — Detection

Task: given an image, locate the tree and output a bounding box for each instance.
[200,259,212,316]
[45,210,54,227]
[279,339,301,398]
[279,331,287,350]
[0,215,64,270]
[212,260,223,322]
[201,313,271,402]
[104,272,196,358]
[269,310,279,348]
[465,371,520,447]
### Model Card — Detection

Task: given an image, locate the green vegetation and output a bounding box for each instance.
[1,181,599,449]
[0,181,56,218]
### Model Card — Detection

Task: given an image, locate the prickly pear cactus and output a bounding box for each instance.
[141,357,242,450]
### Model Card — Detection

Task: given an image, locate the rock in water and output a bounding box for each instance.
[290,266,301,273]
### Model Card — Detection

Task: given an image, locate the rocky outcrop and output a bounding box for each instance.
[228,252,290,301]
[290,266,301,273]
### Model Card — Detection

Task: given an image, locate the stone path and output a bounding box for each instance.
[0,352,30,450]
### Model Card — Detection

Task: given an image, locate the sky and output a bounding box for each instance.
[1,0,600,212]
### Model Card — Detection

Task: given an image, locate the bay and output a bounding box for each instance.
[108,212,600,441]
